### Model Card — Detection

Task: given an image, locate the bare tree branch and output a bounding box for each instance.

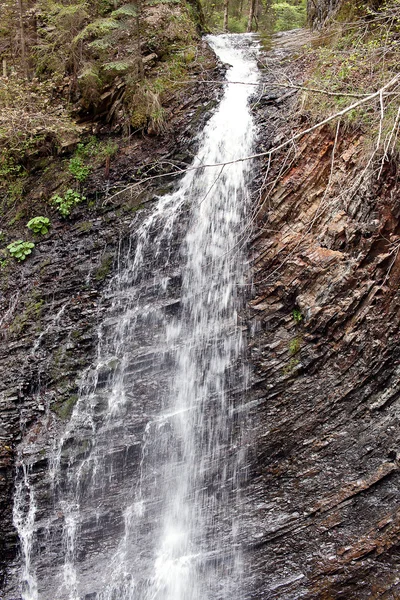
[105,74,400,206]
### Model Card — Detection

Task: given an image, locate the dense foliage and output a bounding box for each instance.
[0,0,207,264]
[201,0,306,33]
[303,0,400,143]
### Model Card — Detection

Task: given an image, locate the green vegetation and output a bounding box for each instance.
[292,308,303,324]
[95,253,113,281]
[271,1,306,32]
[7,240,35,261]
[303,1,400,143]
[52,395,79,420]
[27,217,51,235]
[201,0,305,33]
[289,337,301,355]
[51,189,85,217]
[9,297,44,334]
[283,357,300,375]
[68,157,91,183]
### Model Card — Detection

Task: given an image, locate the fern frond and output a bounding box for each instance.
[111,4,138,18]
[102,60,134,71]
[74,17,120,42]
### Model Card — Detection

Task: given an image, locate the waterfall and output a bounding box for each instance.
[12,33,259,600]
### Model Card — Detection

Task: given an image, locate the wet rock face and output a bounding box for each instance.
[245,30,400,599]
[3,27,400,600]
[0,49,223,594]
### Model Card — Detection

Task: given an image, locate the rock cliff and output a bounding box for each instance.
[0,43,223,592]
[2,7,400,600]
[245,27,400,599]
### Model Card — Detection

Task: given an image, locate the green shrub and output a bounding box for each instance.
[27,216,51,235]
[68,156,91,182]
[51,189,85,217]
[292,308,303,324]
[272,1,306,32]
[7,240,35,261]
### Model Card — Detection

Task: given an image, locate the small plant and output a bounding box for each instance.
[51,189,85,217]
[282,357,300,375]
[7,240,35,261]
[27,216,51,235]
[292,308,303,324]
[289,337,301,355]
[68,156,91,182]
[100,141,118,160]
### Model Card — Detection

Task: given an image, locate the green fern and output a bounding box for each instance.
[111,4,138,18]
[74,18,120,42]
[56,3,89,18]
[89,38,111,50]
[102,61,134,72]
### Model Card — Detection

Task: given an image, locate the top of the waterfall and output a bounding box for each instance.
[204,32,260,53]
[204,33,260,86]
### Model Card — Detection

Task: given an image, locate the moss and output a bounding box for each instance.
[77,220,94,232]
[8,209,26,226]
[52,394,79,420]
[289,337,301,356]
[122,202,144,213]
[9,298,44,335]
[282,357,300,376]
[95,253,113,281]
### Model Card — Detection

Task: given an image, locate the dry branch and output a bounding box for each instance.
[105,73,400,205]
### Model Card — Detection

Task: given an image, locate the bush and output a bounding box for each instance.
[272,1,306,32]
[51,189,85,217]
[27,216,51,235]
[7,240,35,261]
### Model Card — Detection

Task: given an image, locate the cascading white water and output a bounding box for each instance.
[12,33,259,600]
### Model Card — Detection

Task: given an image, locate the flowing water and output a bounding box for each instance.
[12,33,259,600]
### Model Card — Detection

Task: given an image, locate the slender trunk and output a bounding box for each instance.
[247,0,256,32]
[223,0,229,31]
[2,58,7,78]
[135,0,144,80]
[17,0,28,78]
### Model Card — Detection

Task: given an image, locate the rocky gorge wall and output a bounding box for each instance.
[2,13,400,600]
[0,42,224,592]
[245,29,400,599]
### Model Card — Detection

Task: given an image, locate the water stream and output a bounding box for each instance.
[13,33,259,600]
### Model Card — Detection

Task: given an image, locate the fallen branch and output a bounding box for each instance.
[174,76,378,98]
[105,73,400,205]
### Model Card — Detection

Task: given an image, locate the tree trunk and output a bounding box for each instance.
[17,0,28,78]
[247,0,257,31]
[223,0,229,32]
[135,0,144,80]
[247,0,256,32]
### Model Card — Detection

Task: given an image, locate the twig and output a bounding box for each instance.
[104,74,400,206]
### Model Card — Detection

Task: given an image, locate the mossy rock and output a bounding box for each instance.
[52,394,79,420]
